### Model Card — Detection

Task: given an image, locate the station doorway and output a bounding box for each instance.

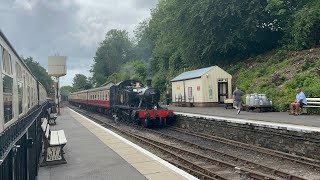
[218,82,228,103]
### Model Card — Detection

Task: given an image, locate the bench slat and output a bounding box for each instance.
[50,131,60,146]
[41,118,48,132]
[45,124,50,139]
[304,105,320,108]
[307,98,320,101]
[57,130,67,145]
[306,102,320,105]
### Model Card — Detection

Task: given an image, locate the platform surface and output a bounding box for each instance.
[38,108,194,180]
[169,106,320,129]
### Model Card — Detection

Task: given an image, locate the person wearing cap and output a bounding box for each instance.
[290,88,307,115]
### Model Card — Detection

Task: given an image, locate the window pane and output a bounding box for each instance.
[3,74,13,123]
[18,81,23,114]
[16,63,22,80]
[27,87,30,108]
[0,46,3,65]
[2,50,12,75]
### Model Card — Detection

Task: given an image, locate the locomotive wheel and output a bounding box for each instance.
[142,119,149,128]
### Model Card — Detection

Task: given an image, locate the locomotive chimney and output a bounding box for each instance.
[146,79,152,87]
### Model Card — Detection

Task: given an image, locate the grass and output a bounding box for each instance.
[227,49,320,112]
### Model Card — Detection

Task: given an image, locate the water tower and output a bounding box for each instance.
[48,56,67,115]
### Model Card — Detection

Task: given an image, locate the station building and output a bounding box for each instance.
[171,66,232,107]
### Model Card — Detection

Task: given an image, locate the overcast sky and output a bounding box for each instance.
[0,0,157,86]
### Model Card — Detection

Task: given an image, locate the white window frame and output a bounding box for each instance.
[0,45,4,131]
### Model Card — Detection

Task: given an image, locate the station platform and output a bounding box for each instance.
[169,106,320,132]
[38,108,196,180]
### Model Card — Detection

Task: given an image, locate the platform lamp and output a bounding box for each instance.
[48,56,67,115]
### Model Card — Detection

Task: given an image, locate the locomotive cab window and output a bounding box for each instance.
[2,49,14,123]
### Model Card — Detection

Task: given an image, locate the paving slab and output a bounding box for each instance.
[37,108,147,180]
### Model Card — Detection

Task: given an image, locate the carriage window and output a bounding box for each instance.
[2,49,12,75]
[16,63,23,114]
[27,87,30,108]
[3,74,13,123]
[0,45,3,65]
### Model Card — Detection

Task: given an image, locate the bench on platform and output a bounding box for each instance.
[40,118,67,166]
[47,108,57,125]
[302,98,320,114]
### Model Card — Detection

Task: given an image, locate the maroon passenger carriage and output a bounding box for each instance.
[69,80,174,127]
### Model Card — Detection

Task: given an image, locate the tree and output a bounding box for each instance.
[289,1,320,49]
[91,29,133,86]
[23,57,53,92]
[60,86,73,93]
[72,74,88,90]
[111,60,148,82]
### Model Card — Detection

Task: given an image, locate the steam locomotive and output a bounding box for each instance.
[69,80,174,127]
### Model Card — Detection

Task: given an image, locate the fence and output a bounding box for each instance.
[0,103,46,180]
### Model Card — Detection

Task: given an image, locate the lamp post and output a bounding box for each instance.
[56,76,61,115]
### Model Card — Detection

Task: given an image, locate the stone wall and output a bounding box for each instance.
[174,116,320,160]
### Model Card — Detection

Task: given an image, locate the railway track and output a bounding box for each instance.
[134,127,309,180]
[167,126,320,170]
[69,106,316,180]
[177,115,320,164]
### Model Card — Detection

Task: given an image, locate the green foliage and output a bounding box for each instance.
[72,74,91,90]
[60,86,73,93]
[232,51,320,112]
[88,0,320,103]
[289,1,320,50]
[91,29,133,86]
[110,60,148,82]
[23,57,53,93]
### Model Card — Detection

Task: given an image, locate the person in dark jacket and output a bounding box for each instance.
[233,87,243,114]
[166,92,170,106]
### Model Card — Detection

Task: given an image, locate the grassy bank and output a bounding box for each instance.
[227,48,320,112]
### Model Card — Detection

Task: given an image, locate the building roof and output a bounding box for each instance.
[171,66,216,82]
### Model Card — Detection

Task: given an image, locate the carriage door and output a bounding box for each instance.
[218,79,228,103]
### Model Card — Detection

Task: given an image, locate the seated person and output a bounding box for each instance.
[290,88,307,115]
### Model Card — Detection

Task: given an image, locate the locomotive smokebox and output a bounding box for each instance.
[141,88,160,104]
[146,79,152,87]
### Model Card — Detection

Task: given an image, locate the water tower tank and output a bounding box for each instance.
[48,56,67,77]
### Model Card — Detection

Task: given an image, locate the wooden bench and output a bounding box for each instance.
[48,107,57,125]
[40,118,67,166]
[302,98,320,114]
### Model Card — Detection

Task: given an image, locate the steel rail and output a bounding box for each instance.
[169,126,320,171]
[130,126,308,180]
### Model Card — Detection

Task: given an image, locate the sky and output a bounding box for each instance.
[0,0,158,86]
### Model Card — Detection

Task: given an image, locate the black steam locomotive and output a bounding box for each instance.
[110,80,174,127]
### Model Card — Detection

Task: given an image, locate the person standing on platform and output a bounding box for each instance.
[233,87,243,114]
[166,92,170,106]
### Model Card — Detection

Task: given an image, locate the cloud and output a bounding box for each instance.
[0,0,157,87]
